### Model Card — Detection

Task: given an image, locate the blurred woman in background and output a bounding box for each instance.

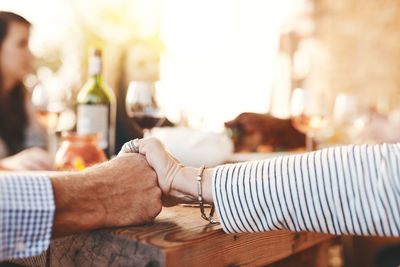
[0,11,53,170]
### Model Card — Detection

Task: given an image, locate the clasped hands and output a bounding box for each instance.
[50,137,213,237]
[119,137,214,208]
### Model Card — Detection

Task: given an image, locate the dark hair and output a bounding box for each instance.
[0,11,31,155]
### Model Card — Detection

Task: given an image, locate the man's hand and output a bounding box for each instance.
[50,153,162,237]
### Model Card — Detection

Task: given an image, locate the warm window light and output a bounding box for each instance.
[159,0,294,131]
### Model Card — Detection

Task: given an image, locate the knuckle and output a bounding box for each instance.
[146,188,162,216]
[154,187,162,199]
[144,136,155,144]
[155,204,162,216]
[147,171,158,184]
[149,136,159,142]
[148,186,161,198]
[151,199,162,217]
[148,137,162,147]
[154,137,162,145]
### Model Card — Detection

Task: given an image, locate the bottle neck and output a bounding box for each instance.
[89,54,103,86]
[88,55,102,77]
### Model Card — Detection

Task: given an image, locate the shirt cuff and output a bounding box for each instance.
[0,174,55,261]
[212,164,237,234]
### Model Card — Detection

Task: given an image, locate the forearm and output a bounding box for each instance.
[213,144,400,236]
[0,153,160,261]
[50,170,105,237]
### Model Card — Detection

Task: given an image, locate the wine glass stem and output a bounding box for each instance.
[47,128,58,156]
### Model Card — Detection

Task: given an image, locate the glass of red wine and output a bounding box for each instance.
[125,81,165,137]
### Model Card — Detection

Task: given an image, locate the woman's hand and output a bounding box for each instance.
[119,137,215,205]
[119,137,184,206]
[0,147,54,171]
[138,138,183,195]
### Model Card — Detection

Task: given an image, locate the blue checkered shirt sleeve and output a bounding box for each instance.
[0,174,55,261]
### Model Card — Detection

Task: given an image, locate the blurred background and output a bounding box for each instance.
[2,1,400,266]
[1,0,400,151]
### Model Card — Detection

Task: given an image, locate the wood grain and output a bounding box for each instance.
[50,205,333,267]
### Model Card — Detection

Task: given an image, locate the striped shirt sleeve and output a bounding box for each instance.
[212,143,400,236]
[0,174,55,261]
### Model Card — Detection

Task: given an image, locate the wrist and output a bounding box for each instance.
[50,170,105,237]
[171,166,197,197]
[172,166,214,204]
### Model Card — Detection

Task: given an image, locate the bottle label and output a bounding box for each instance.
[77,104,109,149]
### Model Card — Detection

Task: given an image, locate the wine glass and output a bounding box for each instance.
[31,80,67,155]
[332,93,367,144]
[125,81,165,137]
[290,88,330,151]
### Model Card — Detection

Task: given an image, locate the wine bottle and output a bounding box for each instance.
[76,48,116,158]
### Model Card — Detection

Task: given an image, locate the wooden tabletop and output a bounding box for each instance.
[50,205,333,267]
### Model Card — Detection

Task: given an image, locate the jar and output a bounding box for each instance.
[55,132,107,171]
